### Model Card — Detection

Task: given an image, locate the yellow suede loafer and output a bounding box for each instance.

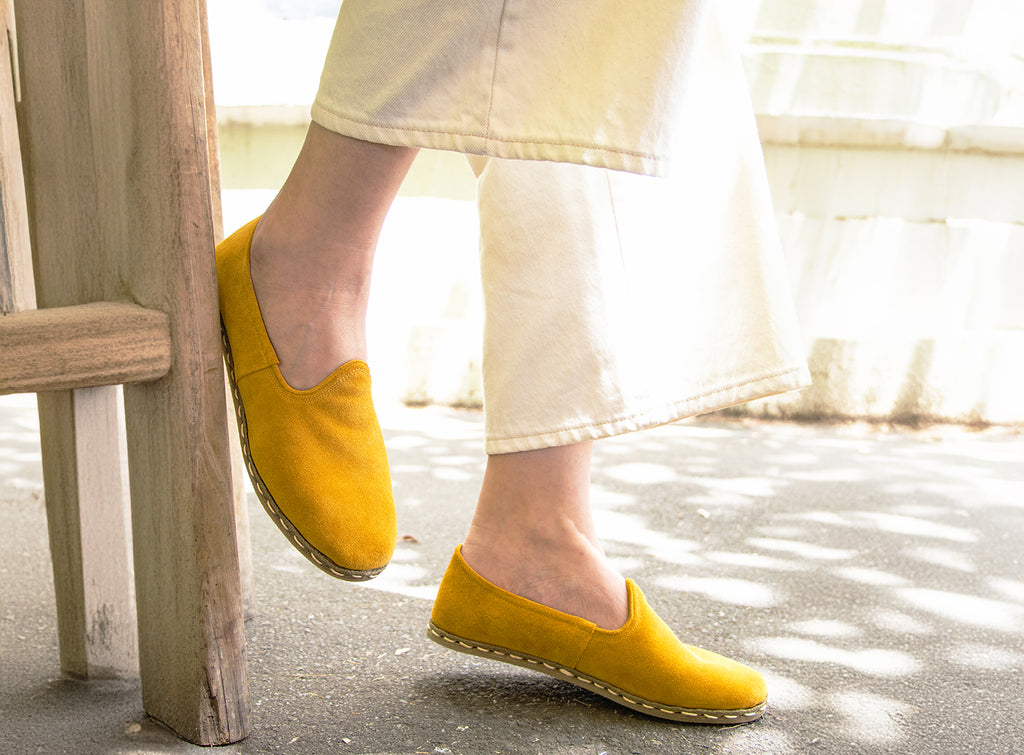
[428,546,767,723]
[217,218,396,581]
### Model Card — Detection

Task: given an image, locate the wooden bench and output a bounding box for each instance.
[0,0,251,744]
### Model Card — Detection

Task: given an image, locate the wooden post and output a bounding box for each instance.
[14,0,250,744]
[198,0,255,620]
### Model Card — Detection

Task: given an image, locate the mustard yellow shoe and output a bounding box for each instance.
[216,218,396,581]
[428,546,767,723]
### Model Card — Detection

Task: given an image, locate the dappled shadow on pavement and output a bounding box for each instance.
[2,398,1021,754]
[356,410,1023,754]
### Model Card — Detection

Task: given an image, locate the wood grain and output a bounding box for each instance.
[0,302,171,394]
[37,386,140,679]
[4,0,138,684]
[197,0,255,619]
[0,0,33,313]
[14,0,250,744]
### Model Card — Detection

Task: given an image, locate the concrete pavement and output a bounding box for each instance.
[2,394,1022,754]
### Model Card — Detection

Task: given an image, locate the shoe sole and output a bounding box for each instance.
[427,622,767,724]
[221,321,384,582]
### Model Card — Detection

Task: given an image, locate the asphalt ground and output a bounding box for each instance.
[2,394,1022,754]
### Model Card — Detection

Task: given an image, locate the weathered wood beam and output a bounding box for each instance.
[0,302,171,395]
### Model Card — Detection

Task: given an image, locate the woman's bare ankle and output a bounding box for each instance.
[249,219,372,389]
[240,127,417,389]
[461,522,628,630]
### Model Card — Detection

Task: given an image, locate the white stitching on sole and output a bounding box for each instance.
[427,625,766,723]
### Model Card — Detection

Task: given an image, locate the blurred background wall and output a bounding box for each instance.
[210,0,1024,425]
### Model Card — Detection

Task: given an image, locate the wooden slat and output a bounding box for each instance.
[40,386,139,679]
[74,386,139,676]
[0,302,171,394]
[1,0,34,313]
[14,0,250,744]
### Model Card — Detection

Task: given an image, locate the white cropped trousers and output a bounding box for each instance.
[313,0,811,453]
